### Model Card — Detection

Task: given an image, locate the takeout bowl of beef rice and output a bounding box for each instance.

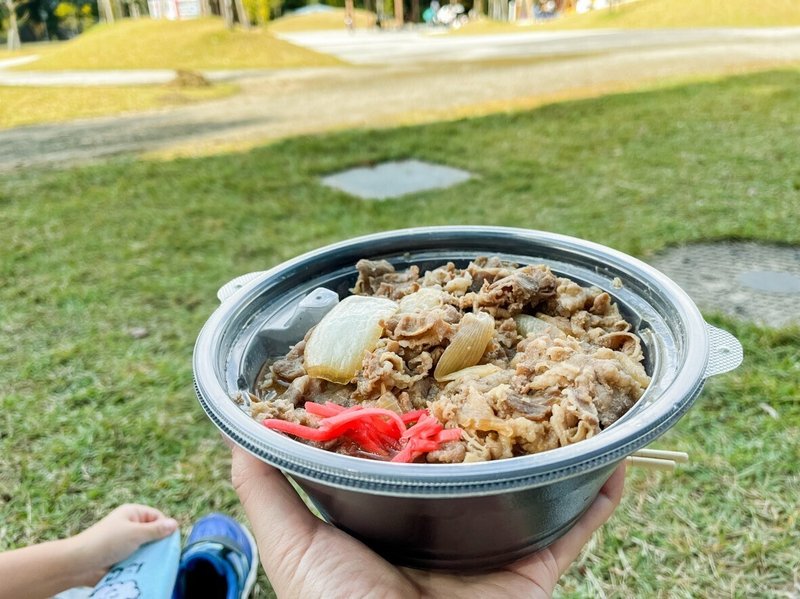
[193,226,742,571]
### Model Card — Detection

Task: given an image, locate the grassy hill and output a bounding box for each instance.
[20,17,342,71]
[268,8,377,33]
[552,0,800,28]
[458,0,800,34]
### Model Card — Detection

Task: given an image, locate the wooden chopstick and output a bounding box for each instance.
[625,448,690,472]
[632,448,689,463]
[626,456,676,471]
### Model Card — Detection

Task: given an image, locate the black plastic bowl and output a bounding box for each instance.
[193,227,742,570]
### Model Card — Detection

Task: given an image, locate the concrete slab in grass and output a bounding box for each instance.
[649,241,800,328]
[321,159,472,200]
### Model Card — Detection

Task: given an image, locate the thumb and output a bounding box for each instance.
[231,448,321,571]
[131,517,179,544]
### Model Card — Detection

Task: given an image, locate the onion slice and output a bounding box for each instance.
[304,295,398,384]
[434,311,495,382]
[397,288,445,313]
[437,363,501,383]
[514,314,551,338]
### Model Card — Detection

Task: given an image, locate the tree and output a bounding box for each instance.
[3,0,22,50]
[243,0,269,25]
[220,0,233,27]
[219,0,250,29]
[344,0,353,28]
[234,0,250,29]
[97,0,115,22]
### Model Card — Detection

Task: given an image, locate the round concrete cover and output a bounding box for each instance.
[648,241,800,328]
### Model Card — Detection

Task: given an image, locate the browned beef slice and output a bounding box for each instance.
[383,312,453,349]
[270,340,306,383]
[467,256,515,290]
[352,259,420,300]
[426,441,466,463]
[504,392,551,421]
[282,375,327,406]
[485,266,557,307]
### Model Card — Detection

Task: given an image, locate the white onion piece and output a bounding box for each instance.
[375,393,403,414]
[434,311,495,382]
[514,314,551,338]
[437,363,501,383]
[397,288,445,314]
[304,295,398,384]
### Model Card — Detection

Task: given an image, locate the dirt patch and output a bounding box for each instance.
[170,69,211,88]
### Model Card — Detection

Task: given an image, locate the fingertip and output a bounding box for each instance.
[140,517,179,542]
[162,517,179,533]
[128,504,169,523]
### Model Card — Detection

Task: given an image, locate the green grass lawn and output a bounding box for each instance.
[1,69,799,597]
[457,0,800,34]
[14,17,341,71]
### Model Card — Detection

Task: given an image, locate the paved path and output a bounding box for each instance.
[0,55,39,69]
[3,27,800,171]
[0,67,276,86]
[277,26,800,64]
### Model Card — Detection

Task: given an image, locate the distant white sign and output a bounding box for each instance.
[148,0,200,20]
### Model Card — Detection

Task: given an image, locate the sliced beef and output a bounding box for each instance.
[270,339,307,383]
[459,265,558,318]
[253,256,650,464]
[466,256,515,290]
[382,310,454,350]
[281,375,327,407]
[352,259,420,300]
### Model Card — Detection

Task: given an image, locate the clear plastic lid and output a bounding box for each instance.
[193,227,741,497]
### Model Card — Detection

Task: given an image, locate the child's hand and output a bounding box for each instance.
[70,504,178,586]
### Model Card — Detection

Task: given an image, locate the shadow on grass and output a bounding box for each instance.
[0,116,271,171]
